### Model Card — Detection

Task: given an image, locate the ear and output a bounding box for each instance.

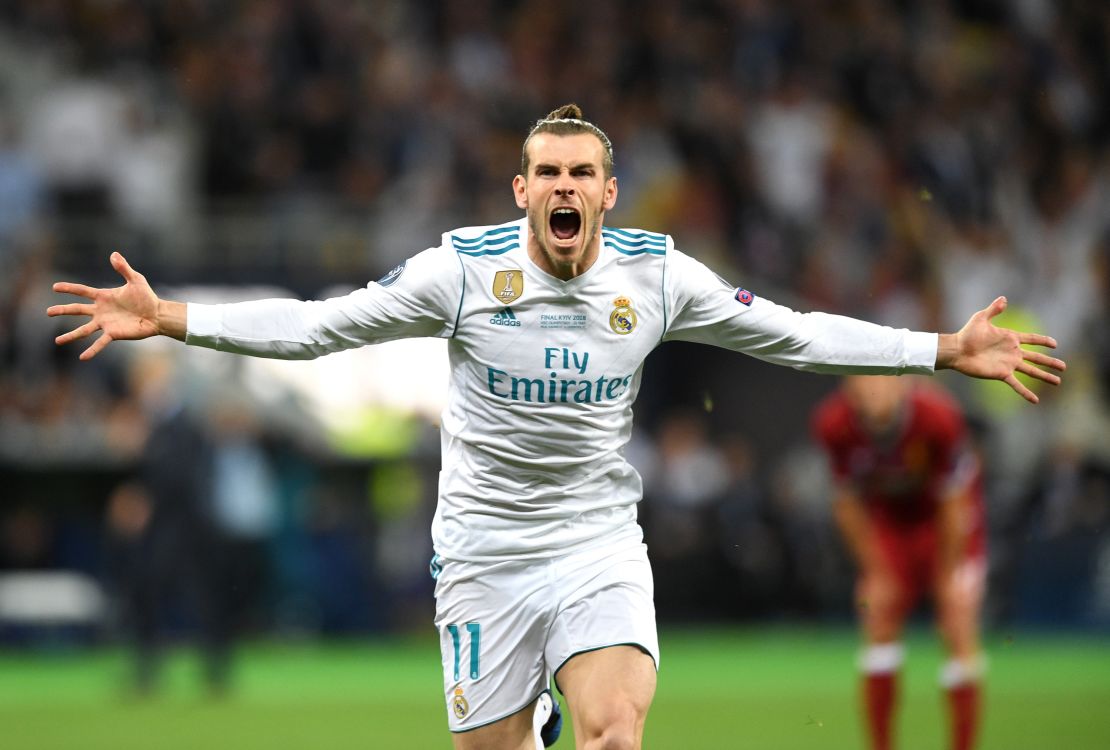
[603,176,618,211]
[513,174,528,210]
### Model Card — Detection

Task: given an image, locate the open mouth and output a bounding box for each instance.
[550,208,581,241]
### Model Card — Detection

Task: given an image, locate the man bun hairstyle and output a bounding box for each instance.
[521,103,614,178]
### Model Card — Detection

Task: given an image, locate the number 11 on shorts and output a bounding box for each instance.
[447,622,481,680]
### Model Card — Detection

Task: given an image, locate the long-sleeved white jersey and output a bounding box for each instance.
[186,217,937,562]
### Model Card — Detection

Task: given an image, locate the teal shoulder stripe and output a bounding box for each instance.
[451,224,520,257]
[608,240,666,256]
[455,241,519,257]
[612,247,666,256]
[603,227,667,256]
[603,227,667,246]
[451,225,519,246]
[603,236,666,248]
[606,237,667,249]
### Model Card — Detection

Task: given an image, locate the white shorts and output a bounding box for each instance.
[431,540,659,732]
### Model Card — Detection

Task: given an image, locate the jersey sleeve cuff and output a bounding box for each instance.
[906,331,939,372]
[184,302,222,348]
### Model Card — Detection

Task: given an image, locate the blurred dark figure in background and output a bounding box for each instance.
[713,433,789,618]
[105,351,222,693]
[105,352,275,696]
[204,385,279,644]
[812,376,987,750]
[644,410,729,620]
[646,413,788,621]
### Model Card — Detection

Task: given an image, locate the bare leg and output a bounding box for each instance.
[936,559,986,750]
[556,645,657,750]
[857,571,908,750]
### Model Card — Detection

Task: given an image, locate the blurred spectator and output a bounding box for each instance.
[0,100,45,243]
[1,506,53,570]
[714,433,789,618]
[24,77,125,220]
[105,352,279,695]
[107,351,224,694]
[108,84,196,246]
[645,410,729,620]
[745,68,832,229]
[205,386,280,643]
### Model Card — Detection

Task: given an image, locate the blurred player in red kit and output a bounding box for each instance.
[813,376,986,750]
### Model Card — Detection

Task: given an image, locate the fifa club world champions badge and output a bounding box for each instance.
[609,296,637,335]
[492,269,523,304]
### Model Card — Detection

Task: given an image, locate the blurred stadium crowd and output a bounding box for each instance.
[1,0,1108,655]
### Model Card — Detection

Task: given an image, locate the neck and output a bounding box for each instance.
[526,224,601,281]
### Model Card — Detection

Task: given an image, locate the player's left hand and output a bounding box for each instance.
[938,296,1065,404]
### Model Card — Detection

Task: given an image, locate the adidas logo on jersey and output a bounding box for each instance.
[489,307,521,327]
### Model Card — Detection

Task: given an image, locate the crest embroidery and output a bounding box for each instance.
[492,269,523,304]
[609,296,637,335]
[452,688,470,720]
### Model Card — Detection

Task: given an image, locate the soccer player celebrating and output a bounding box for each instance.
[49,104,1063,750]
[812,376,987,750]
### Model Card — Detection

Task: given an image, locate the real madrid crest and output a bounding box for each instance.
[492,269,524,304]
[609,295,637,335]
[452,688,470,719]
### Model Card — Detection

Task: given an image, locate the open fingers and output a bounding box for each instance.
[46,302,95,318]
[52,282,100,300]
[1004,374,1038,404]
[56,320,100,346]
[81,332,113,361]
[1022,349,1066,373]
[1017,331,1058,349]
[1016,361,1061,386]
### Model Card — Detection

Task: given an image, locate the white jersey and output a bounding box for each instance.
[186,217,937,562]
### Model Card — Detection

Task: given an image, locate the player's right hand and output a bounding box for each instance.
[48,252,162,360]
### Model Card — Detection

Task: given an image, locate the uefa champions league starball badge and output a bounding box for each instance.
[609,296,637,335]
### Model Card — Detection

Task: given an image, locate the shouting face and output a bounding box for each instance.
[513,132,618,281]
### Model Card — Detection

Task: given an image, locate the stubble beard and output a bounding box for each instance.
[527,206,603,278]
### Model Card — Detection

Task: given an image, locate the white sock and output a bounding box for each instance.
[939,656,986,688]
[859,642,905,674]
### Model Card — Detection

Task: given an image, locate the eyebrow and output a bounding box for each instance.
[532,161,599,173]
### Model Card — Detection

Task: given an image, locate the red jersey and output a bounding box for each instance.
[812,384,985,543]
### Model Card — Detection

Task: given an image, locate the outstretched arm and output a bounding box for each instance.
[48,252,186,360]
[935,296,1065,404]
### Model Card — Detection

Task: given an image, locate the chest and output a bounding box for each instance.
[452,261,664,399]
[845,436,940,497]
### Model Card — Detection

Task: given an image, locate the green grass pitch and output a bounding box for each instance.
[1,628,1107,749]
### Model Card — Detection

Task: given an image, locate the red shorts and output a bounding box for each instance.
[873,521,985,614]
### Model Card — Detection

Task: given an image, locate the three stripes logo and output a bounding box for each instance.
[489,307,521,327]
